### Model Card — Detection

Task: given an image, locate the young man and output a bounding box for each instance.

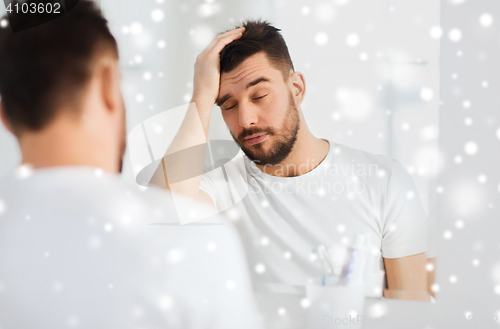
[0,2,263,327]
[154,20,434,301]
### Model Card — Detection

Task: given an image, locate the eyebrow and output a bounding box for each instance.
[246,77,270,89]
[216,77,271,107]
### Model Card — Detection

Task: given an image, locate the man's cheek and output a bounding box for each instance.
[226,120,239,137]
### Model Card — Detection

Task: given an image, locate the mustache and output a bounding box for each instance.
[239,127,274,140]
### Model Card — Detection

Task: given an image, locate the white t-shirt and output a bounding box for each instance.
[199,140,433,295]
[0,166,263,329]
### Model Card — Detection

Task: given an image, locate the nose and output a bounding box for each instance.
[238,101,259,129]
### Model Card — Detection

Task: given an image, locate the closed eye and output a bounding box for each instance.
[223,94,267,110]
[253,94,267,101]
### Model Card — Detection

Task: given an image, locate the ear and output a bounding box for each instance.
[100,59,121,115]
[289,71,306,106]
[0,101,14,134]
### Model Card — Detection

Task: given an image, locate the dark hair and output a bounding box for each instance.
[0,0,118,134]
[220,20,294,79]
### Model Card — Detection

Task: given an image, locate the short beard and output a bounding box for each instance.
[231,91,300,166]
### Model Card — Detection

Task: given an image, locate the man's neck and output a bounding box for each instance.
[256,130,330,178]
[17,118,118,173]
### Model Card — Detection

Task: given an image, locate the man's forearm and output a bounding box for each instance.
[149,100,212,200]
[384,253,430,301]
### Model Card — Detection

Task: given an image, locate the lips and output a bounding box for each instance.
[244,133,268,145]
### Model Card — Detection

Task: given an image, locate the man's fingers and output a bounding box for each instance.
[205,27,244,52]
[197,27,244,63]
[211,31,244,54]
[216,27,245,40]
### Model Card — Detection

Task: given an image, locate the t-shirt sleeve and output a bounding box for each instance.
[381,160,429,259]
[198,165,233,213]
[426,214,437,258]
[198,168,219,210]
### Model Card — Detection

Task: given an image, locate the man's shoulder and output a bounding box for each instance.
[0,167,171,214]
[328,142,402,189]
[0,166,223,227]
[332,142,397,172]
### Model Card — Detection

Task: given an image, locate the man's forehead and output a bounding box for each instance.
[220,53,279,86]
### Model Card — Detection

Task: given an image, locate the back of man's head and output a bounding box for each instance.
[219,20,294,79]
[0,0,118,135]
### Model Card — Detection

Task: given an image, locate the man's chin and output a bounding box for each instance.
[235,137,275,164]
[243,150,280,166]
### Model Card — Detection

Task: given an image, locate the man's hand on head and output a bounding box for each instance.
[191,27,245,110]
